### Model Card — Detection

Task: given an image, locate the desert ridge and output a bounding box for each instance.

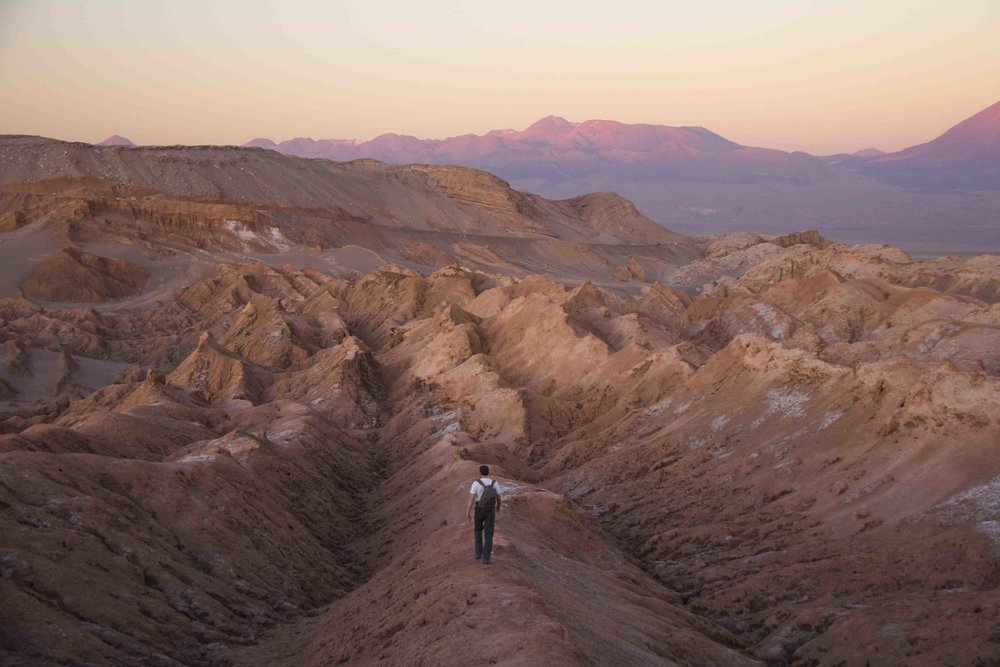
[0,138,999,664]
[241,100,1000,252]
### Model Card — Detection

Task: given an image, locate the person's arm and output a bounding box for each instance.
[495,492,501,515]
[467,488,476,521]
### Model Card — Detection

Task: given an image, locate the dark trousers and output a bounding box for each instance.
[474,506,496,561]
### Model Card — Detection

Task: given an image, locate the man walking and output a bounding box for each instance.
[467,464,502,564]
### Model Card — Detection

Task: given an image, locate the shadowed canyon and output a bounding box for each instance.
[2,136,1000,665]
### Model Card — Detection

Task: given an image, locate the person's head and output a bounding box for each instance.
[480,464,490,476]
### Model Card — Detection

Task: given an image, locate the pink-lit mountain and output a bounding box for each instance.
[850,99,1000,190]
[246,115,838,186]
[248,102,1000,192]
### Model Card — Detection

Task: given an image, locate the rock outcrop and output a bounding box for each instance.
[20,247,149,301]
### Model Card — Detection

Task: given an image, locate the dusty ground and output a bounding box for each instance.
[1,138,1000,665]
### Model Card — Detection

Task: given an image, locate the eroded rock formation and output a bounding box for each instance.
[1,138,999,665]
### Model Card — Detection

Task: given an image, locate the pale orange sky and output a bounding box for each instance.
[1,0,999,154]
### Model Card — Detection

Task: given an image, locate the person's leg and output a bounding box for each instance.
[473,506,484,559]
[482,508,495,563]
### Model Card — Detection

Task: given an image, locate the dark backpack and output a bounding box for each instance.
[476,479,498,510]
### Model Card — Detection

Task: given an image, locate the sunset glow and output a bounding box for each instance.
[2,0,999,153]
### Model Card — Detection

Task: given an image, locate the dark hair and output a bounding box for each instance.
[479,465,490,476]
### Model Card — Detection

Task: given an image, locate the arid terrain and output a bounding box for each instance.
[244,100,1000,254]
[2,136,1000,666]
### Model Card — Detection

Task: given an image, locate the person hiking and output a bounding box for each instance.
[467,464,502,564]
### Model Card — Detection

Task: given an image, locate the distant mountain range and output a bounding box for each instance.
[243,99,1000,194]
[245,115,842,187]
[96,134,134,147]
[827,99,1000,190]
[96,100,1000,252]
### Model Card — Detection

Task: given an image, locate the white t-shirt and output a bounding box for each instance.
[470,477,501,502]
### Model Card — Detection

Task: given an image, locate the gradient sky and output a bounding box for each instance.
[1,0,999,154]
